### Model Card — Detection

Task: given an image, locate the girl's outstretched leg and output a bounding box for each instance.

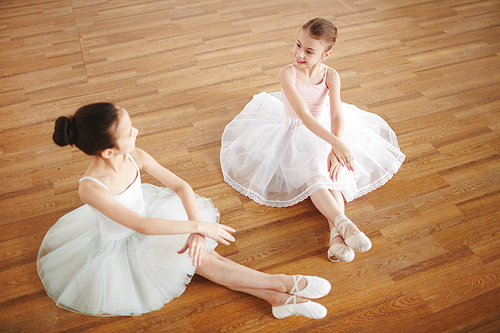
[329,190,345,214]
[196,250,297,294]
[195,251,329,319]
[326,190,369,252]
[310,189,352,262]
[310,189,369,259]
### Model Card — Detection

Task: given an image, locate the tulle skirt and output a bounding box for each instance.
[37,184,219,316]
[220,92,405,207]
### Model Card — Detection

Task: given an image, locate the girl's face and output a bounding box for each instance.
[293,29,331,68]
[111,107,138,154]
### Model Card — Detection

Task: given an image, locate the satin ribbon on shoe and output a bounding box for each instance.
[328,227,355,262]
[334,214,372,252]
[289,275,331,299]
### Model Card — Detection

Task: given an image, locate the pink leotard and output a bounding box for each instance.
[281,64,329,119]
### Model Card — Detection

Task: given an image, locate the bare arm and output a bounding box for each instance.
[326,67,344,140]
[325,67,354,178]
[79,149,235,244]
[279,66,354,171]
[130,148,231,265]
[131,148,204,223]
[279,66,340,146]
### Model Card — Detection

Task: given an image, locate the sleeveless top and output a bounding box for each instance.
[79,153,146,240]
[281,64,329,119]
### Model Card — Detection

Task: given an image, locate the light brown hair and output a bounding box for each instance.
[302,18,337,51]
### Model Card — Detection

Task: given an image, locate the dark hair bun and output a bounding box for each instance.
[53,116,76,147]
[53,103,118,155]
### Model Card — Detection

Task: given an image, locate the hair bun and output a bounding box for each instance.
[53,116,77,147]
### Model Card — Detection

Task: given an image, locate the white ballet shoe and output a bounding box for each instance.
[289,275,331,299]
[328,227,355,262]
[272,295,327,319]
[334,214,372,253]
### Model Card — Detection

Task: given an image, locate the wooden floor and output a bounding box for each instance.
[1,0,499,332]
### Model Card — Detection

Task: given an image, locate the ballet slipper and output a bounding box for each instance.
[272,295,327,319]
[289,275,331,299]
[334,214,372,253]
[328,227,355,262]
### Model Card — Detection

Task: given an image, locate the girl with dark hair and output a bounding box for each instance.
[221,18,405,263]
[38,103,331,319]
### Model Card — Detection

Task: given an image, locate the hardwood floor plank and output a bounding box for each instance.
[396,287,500,333]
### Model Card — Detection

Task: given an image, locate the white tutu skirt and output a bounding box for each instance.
[220,92,405,206]
[37,184,219,316]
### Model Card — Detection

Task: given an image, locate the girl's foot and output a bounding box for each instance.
[328,226,355,262]
[272,295,327,319]
[334,214,372,253]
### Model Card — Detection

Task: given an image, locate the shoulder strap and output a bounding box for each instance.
[79,176,109,191]
[127,153,140,172]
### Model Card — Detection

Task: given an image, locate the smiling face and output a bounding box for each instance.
[293,29,331,68]
[111,107,138,154]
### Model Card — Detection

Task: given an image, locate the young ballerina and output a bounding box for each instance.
[37,103,332,319]
[220,18,405,263]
